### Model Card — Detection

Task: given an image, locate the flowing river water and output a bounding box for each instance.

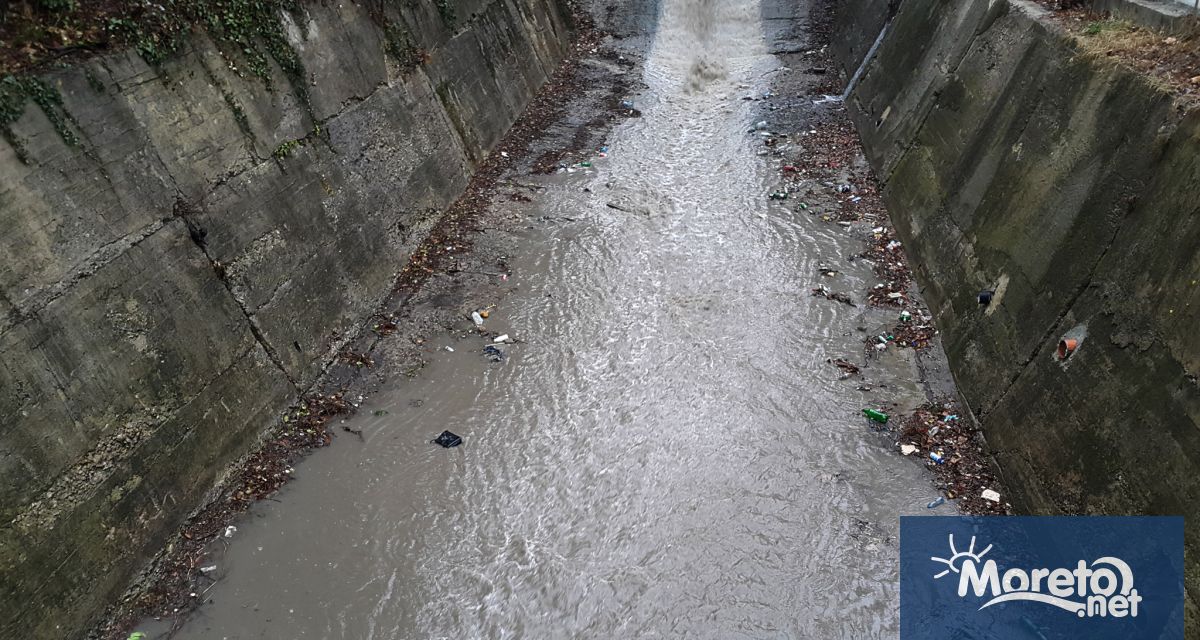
[146,0,940,637]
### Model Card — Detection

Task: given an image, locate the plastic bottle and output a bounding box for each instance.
[927,497,945,509]
[863,408,889,424]
[929,450,945,464]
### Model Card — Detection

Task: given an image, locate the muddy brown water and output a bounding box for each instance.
[141,0,942,637]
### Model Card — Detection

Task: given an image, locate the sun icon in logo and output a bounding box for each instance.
[931,534,993,580]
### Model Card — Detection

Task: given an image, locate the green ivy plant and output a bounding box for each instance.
[0,75,78,162]
[3,0,317,162]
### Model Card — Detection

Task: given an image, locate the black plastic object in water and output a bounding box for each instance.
[483,345,505,362]
[433,431,463,448]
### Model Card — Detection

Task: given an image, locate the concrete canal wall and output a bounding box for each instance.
[833,0,1199,626]
[0,0,572,636]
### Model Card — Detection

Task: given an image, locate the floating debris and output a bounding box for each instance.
[829,358,860,377]
[433,431,463,448]
[483,345,505,363]
[863,408,889,424]
[812,284,855,306]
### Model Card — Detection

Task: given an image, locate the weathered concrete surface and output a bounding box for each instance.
[834,0,1198,628]
[0,0,571,637]
[1093,0,1199,33]
[829,0,894,82]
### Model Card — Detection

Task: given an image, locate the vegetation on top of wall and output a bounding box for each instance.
[0,74,78,161]
[1082,18,1131,37]
[0,0,315,160]
[1037,1,1200,108]
[436,0,457,28]
[38,0,79,10]
[104,0,310,102]
[1,1,305,76]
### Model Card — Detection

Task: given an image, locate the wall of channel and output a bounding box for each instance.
[0,0,572,636]
[833,0,1199,627]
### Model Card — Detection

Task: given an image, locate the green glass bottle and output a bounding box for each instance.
[863,408,889,423]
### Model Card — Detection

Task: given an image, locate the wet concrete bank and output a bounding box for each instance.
[0,1,573,637]
[123,0,970,637]
[834,0,1200,626]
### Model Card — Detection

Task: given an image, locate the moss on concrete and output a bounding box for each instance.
[0,74,79,161]
[834,0,1199,630]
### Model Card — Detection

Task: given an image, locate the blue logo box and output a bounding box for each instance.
[900,516,1184,639]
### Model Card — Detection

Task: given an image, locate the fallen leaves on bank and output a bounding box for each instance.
[106,392,354,637]
[1034,2,1200,110]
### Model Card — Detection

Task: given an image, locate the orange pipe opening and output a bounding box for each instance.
[1057,338,1078,360]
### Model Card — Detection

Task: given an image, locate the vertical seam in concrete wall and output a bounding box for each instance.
[869,2,1004,187]
[331,10,384,102]
[174,204,300,390]
[193,55,268,164]
[432,71,476,162]
[0,0,576,634]
[983,222,1120,416]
